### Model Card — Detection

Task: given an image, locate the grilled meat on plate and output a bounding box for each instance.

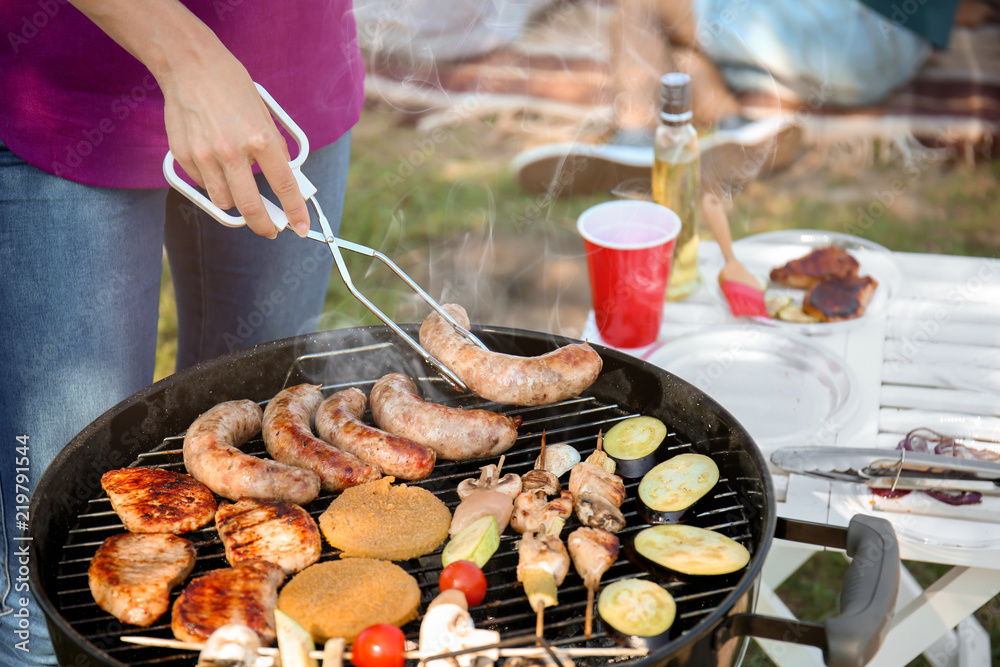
[769,245,859,289]
[216,498,321,574]
[101,467,217,534]
[172,560,286,644]
[803,274,879,322]
[88,533,196,627]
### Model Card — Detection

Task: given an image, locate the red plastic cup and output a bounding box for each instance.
[578,201,681,348]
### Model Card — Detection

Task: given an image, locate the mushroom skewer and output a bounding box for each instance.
[521,431,560,495]
[567,527,620,638]
[516,519,570,638]
[456,455,522,500]
[568,432,626,533]
[511,432,572,535]
[513,431,574,638]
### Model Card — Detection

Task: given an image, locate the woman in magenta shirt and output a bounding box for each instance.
[0,2,363,663]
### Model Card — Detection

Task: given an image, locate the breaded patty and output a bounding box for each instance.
[277,559,420,642]
[318,476,451,560]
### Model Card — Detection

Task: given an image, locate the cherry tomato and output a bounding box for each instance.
[439,560,488,606]
[351,623,406,667]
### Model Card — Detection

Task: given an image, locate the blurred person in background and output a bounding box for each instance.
[514,0,990,197]
[354,0,555,64]
[0,1,363,664]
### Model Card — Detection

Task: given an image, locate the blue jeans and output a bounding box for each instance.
[0,132,349,666]
[694,0,932,107]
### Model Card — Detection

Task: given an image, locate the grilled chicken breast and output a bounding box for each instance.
[172,560,286,644]
[569,462,626,533]
[769,245,859,289]
[88,533,196,627]
[101,467,217,534]
[803,274,879,322]
[516,532,570,587]
[215,498,321,574]
[510,490,573,535]
[567,527,620,588]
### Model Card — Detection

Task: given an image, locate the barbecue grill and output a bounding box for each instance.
[29,323,898,667]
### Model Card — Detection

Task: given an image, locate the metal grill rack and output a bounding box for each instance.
[53,360,763,667]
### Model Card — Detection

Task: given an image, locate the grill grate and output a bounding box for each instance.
[52,351,763,667]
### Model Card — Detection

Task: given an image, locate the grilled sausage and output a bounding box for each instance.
[183,400,321,505]
[418,303,603,406]
[262,384,381,492]
[370,373,521,461]
[315,388,437,480]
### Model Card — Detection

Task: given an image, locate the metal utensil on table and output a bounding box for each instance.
[162,83,485,391]
[771,446,1000,495]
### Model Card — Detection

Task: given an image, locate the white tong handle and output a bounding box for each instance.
[161,83,315,231]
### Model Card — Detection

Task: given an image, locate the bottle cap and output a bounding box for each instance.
[659,72,693,123]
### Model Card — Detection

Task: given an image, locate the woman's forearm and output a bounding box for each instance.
[67,0,311,238]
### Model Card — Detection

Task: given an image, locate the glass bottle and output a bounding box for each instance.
[652,72,700,301]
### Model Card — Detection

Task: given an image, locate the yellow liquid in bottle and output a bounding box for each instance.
[652,151,700,301]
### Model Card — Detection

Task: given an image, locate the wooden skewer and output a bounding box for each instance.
[596,429,603,452]
[120,635,648,659]
[538,429,547,469]
[535,604,545,639]
[585,584,595,639]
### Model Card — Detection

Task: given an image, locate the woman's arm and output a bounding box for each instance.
[69,0,310,238]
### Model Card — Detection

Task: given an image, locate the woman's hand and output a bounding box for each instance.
[68,0,310,238]
[159,57,311,238]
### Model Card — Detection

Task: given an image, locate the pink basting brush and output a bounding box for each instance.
[702,193,769,318]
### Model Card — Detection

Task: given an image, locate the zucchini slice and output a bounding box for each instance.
[603,417,667,478]
[275,609,318,667]
[632,525,750,577]
[597,578,675,649]
[637,453,719,524]
[441,515,499,568]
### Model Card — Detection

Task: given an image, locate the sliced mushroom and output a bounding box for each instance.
[521,469,560,496]
[575,494,626,534]
[197,624,260,667]
[419,592,500,667]
[534,444,581,478]
[457,460,521,500]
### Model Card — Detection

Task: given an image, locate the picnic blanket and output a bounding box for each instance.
[362,3,999,160]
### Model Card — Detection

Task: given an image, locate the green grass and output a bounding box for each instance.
[154,104,1000,665]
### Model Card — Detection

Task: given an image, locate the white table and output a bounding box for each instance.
[582,242,1000,666]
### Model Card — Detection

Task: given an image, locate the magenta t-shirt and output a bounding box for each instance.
[0,0,364,189]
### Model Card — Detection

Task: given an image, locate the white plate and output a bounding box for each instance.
[645,326,860,456]
[702,229,902,334]
[837,483,1000,549]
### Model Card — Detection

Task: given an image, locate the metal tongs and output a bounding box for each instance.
[771,446,1000,495]
[163,84,486,391]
